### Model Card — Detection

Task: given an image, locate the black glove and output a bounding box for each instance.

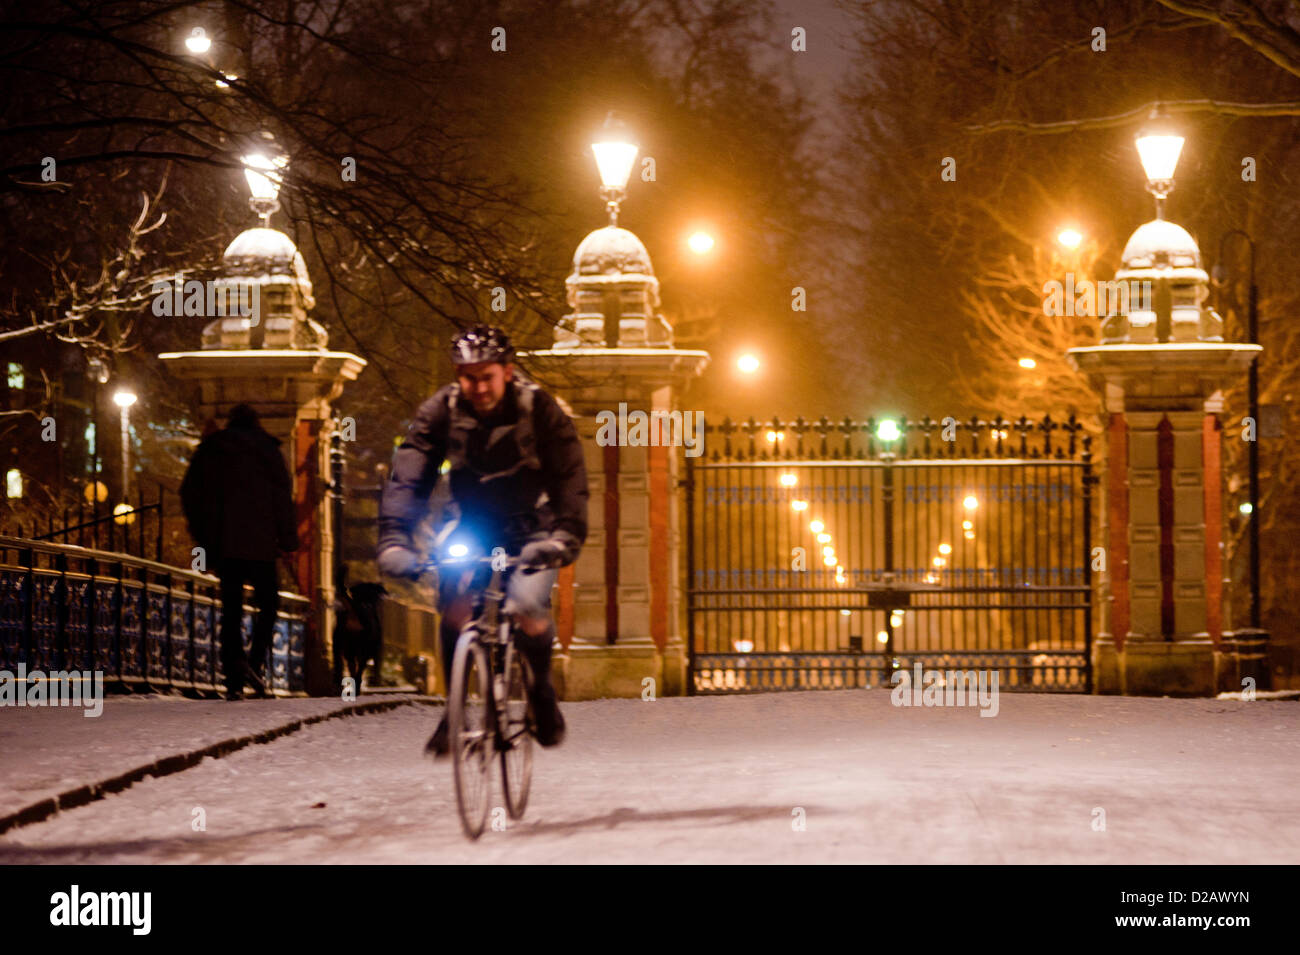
[519,535,575,570]
[377,546,421,579]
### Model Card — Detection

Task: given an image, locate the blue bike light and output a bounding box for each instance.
[442,535,481,562]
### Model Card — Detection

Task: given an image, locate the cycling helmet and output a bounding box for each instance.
[450,325,514,365]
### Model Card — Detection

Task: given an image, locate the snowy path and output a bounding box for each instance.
[1,690,1297,864]
[0,695,396,820]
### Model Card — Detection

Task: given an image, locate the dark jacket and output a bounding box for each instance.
[378,380,588,556]
[180,423,299,563]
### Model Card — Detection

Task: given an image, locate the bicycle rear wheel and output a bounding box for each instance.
[449,630,492,840]
[499,639,534,819]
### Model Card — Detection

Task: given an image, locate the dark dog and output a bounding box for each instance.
[335,581,388,689]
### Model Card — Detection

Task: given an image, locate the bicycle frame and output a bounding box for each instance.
[435,553,522,660]
[432,553,536,733]
[436,552,539,837]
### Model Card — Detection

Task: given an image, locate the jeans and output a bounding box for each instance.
[218,558,279,689]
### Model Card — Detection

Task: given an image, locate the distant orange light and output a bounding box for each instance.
[688,231,715,254]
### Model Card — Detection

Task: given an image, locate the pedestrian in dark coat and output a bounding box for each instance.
[181,403,299,699]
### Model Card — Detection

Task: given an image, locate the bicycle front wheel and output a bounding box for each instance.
[449,630,492,840]
[499,639,534,819]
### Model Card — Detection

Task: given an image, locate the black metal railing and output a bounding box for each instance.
[11,484,168,562]
[685,413,1094,695]
[0,535,308,695]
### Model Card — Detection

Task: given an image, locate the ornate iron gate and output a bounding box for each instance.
[685,415,1093,694]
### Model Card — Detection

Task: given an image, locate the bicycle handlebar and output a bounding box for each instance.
[420,554,547,575]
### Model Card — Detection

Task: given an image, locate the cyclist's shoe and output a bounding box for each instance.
[532,694,566,747]
[425,713,450,758]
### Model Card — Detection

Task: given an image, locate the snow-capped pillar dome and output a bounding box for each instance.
[1103,219,1223,344]
[554,225,673,347]
[202,226,329,349]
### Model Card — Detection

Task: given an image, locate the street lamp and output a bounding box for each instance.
[113,389,137,502]
[687,231,715,255]
[591,113,638,226]
[737,353,760,374]
[875,418,902,599]
[1214,229,1260,631]
[184,27,212,54]
[875,418,901,446]
[1057,228,1083,250]
[242,139,289,225]
[1135,106,1184,218]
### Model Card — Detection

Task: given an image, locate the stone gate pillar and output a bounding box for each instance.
[523,225,708,699]
[1068,218,1259,695]
[160,226,366,695]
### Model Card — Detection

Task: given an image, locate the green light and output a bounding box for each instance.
[876,419,901,443]
[1239,502,1253,516]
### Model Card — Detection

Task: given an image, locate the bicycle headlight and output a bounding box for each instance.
[442,536,480,563]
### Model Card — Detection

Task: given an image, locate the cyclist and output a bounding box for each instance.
[377,325,588,755]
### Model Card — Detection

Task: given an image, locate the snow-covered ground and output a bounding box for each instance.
[1,690,1297,864]
[0,695,404,819]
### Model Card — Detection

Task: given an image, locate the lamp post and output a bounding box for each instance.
[112,389,137,513]
[1134,106,1185,219]
[590,113,638,226]
[1214,230,1260,631]
[84,356,110,542]
[875,418,901,685]
[876,418,900,571]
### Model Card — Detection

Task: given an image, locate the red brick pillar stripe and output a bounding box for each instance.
[1203,414,1224,646]
[293,418,322,693]
[1108,413,1130,650]
[648,441,669,651]
[293,419,318,598]
[603,442,620,645]
[556,564,575,651]
[1157,415,1175,638]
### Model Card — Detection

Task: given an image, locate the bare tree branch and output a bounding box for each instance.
[1154,0,1300,80]
[967,98,1300,134]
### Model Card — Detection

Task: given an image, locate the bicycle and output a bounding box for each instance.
[429,550,539,840]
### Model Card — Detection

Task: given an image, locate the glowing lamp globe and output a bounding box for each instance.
[185,27,211,54]
[591,115,638,192]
